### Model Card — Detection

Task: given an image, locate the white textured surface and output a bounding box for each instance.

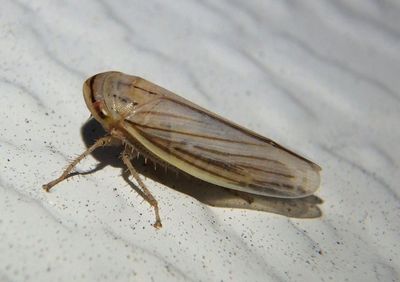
[1,1,399,281]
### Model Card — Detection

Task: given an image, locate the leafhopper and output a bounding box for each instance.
[43,71,321,228]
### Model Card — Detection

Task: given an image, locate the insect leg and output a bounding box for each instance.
[43,136,115,192]
[121,148,162,229]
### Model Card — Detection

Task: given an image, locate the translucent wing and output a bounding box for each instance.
[118,89,320,198]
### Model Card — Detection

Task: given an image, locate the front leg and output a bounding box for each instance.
[43,136,116,192]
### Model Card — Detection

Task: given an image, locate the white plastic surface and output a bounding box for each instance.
[0,1,399,281]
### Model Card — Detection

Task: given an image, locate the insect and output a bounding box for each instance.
[43,71,321,228]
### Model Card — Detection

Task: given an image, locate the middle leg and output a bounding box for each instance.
[121,147,162,228]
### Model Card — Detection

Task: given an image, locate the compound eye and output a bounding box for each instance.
[93,100,108,119]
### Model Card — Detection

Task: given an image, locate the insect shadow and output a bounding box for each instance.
[81,118,323,219]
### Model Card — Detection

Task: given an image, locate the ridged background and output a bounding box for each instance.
[0,1,399,281]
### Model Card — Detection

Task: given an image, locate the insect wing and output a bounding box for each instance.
[117,81,320,198]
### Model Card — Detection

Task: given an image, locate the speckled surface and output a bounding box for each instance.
[1,1,399,281]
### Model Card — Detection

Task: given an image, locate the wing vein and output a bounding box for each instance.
[193,145,282,164]
[134,111,204,123]
[132,128,246,181]
[125,120,267,146]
